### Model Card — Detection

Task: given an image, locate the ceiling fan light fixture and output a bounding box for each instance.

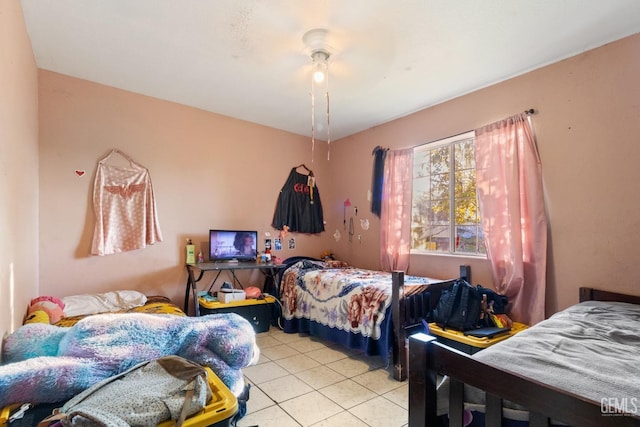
[303,29,333,161]
[312,50,329,83]
[303,28,330,54]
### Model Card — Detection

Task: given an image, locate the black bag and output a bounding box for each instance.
[476,285,508,314]
[432,279,510,331]
[432,279,482,331]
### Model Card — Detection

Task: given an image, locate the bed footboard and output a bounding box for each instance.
[392,271,407,381]
[391,271,456,381]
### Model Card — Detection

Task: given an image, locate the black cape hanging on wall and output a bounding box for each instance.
[272,165,325,234]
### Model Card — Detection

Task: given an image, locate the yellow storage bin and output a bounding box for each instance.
[427,322,528,354]
[158,366,238,427]
[1,367,237,427]
[199,295,276,333]
[0,405,18,426]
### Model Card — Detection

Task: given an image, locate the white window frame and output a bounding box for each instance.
[411,131,486,257]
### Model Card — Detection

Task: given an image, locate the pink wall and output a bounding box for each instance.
[325,33,640,315]
[0,0,39,334]
[37,33,640,317]
[38,71,333,312]
[7,0,639,322]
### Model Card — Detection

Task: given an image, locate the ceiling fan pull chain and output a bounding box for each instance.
[326,93,330,161]
[310,87,316,163]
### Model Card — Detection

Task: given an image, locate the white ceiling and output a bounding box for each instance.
[21,0,640,140]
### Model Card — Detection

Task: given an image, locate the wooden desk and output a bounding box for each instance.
[184,262,284,316]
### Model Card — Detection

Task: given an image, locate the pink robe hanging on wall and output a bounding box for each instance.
[91,150,163,256]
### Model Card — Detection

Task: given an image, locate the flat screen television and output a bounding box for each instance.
[209,229,258,262]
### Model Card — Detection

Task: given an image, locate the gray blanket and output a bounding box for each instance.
[438,300,640,419]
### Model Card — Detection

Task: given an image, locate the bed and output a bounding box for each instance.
[53,295,185,327]
[278,258,458,380]
[408,287,640,426]
[1,289,259,417]
[21,290,185,328]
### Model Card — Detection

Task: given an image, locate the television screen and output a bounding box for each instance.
[209,230,258,262]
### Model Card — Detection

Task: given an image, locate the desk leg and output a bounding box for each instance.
[230,270,245,289]
[207,271,223,293]
[262,266,280,296]
[183,274,191,314]
[193,279,200,317]
[185,266,203,317]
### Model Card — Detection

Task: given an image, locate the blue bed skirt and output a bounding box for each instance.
[282,306,393,362]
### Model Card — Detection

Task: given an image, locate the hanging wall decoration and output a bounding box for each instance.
[91,149,163,256]
[343,198,351,229]
[348,217,355,243]
[272,166,324,234]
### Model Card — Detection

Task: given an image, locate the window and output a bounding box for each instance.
[411,131,485,256]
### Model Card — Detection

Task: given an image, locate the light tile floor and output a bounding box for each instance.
[238,327,409,427]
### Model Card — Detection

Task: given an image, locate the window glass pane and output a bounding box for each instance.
[430,173,449,200]
[432,225,450,252]
[414,152,430,178]
[454,170,475,195]
[411,131,484,257]
[455,197,478,224]
[455,225,484,254]
[430,146,449,174]
[454,138,475,171]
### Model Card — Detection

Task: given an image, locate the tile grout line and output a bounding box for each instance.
[243,328,407,427]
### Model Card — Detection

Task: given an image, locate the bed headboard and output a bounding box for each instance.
[579,287,640,305]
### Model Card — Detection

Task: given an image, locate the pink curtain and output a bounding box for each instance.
[380,148,413,272]
[475,114,547,325]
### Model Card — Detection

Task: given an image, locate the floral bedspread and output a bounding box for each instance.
[280,260,432,340]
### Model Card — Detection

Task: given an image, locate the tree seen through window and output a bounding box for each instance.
[411,131,485,256]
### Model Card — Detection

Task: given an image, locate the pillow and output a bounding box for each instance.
[62,290,147,318]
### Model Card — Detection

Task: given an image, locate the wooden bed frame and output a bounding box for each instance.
[407,287,640,426]
[391,270,461,381]
[277,263,461,382]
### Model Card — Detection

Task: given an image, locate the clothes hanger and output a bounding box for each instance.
[295,164,314,176]
[372,146,389,155]
[100,149,136,165]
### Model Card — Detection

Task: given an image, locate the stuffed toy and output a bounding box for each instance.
[320,250,334,260]
[0,312,259,408]
[24,296,65,325]
[23,310,51,324]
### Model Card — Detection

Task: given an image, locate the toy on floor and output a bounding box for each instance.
[0,312,259,407]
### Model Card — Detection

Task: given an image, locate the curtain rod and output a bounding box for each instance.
[404,108,538,151]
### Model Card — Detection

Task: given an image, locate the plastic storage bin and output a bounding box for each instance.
[199,295,275,333]
[1,367,237,427]
[427,322,529,354]
[159,366,238,427]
